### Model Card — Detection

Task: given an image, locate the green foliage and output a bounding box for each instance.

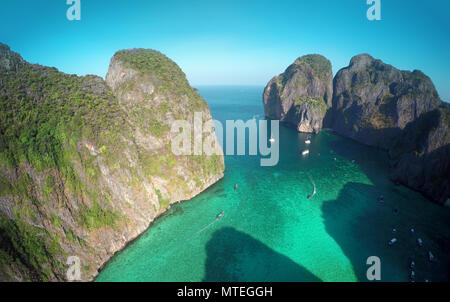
[65,229,77,243]
[0,175,12,197]
[294,54,332,80]
[50,214,62,228]
[42,174,54,198]
[0,46,225,281]
[0,64,122,174]
[142,152,178,176]
[0,248,14,266]
[155,189,170,209]
[293,96,328,115]
[0,215,61,281]
[148,119,169,137]
[114,49,207,110]
[78,201,121,230]
[194,154,223,178]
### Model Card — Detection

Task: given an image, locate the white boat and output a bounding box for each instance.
[305,140,311,144]
[388,238,398,246]
[269,138,275,143]
[417,238,423,247]
[302,150,310,156]
[428,251,435,262]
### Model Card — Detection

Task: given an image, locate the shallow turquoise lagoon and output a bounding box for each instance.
[96,86,450,282]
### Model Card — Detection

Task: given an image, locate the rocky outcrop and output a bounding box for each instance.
[328,54,441,149]
[389,108,450,204]
[0,44,23,72]
[263,54,332,133]
[326,54,448,204]
[262,52,448,204]
[0,44,224,281]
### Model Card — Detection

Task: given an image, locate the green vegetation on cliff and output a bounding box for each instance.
[0,44,224,281]
[0,215,62,281]
[0,54,126,279]
[294,95,328,115]
[294,54,332,80]
[0,65,121,171]
[114,49,206,110]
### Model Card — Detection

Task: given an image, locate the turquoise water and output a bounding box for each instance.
[96,86,450,282]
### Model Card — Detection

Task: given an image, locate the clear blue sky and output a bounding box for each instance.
[1,0,449,101]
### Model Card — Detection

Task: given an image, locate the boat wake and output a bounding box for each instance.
[307,174,316,200]
[194,220,218,236]
[186,212,224,241]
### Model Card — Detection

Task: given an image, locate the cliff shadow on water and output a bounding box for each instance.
[321,182,450,282]
[202,227,321,282]
[327,133,391,186]
[326,134,450,281]
[321,133,450,281]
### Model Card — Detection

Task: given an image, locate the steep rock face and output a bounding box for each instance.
[0,44,23,72]
[389,108,450,204]
[0,44,224,281]
[263,54,332,133]
[329,54,441,149]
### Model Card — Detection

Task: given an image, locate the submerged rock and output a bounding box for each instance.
[263,54,333,133]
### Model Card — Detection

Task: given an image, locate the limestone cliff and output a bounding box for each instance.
[389,107,450,204]
[0,44,224,281]
[328,54,441,149]
[327,54,448,204]
[263,54,332,133]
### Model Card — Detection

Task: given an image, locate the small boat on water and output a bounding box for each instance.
[388,238,398,246]
[428,251,435,262]
[410,260,416,269]
[269,138,276,143]
[410,270,416,280]
[302,150,310,156]
[216,211,224,220]
[234,184,238,190]
[305,140,311,144]
[417,238,423,247]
